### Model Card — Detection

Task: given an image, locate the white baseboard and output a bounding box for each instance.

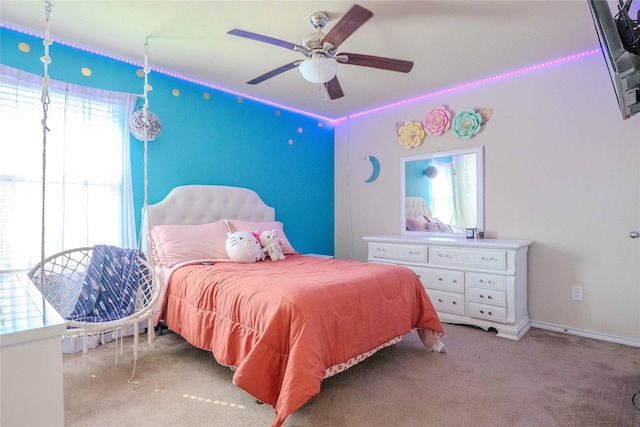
[530,321,640,348]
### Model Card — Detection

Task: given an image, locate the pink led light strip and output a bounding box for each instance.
[0,23,334,122]
[348,49,601,119]
[1,23,599,122]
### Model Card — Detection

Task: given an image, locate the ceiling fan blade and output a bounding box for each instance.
[247,61,301,85]
[324,76,344,100]
[228,29,306,53]
[336,53,414,73]
[321,4,373,50]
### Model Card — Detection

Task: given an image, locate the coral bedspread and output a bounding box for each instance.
[161,254,444,426]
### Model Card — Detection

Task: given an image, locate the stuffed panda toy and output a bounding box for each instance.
[225,231,264,263]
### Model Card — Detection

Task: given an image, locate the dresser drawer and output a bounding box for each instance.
[368,242,427,262]
[410,267,464,293]
[468,302,507,323]
[467,287,506,307]
[466,273,507,291]
[430,247,507,270]
[426,289,465,316]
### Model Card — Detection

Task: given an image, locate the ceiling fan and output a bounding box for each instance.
[227,4,414,100]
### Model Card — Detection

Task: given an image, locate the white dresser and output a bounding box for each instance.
[364,235,532,340]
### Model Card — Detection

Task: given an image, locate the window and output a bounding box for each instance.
[0,64,137,281]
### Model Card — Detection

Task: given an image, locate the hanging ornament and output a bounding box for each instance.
[129,109,162,141]
[424,165,438,179]
[130,39,161,142]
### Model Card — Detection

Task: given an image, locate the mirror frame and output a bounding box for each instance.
[400,146,484,237]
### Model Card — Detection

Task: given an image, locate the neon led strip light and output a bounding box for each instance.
[2,23,599,122]
[348,49,601,119]
[0,23,335,122]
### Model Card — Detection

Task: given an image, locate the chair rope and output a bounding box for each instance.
[39,3,52,316]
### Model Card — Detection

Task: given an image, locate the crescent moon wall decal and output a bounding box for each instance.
[364,156,380,183]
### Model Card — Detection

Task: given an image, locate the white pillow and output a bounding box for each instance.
[148,220,231,267]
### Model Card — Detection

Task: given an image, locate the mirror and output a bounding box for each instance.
[401,146,484,236]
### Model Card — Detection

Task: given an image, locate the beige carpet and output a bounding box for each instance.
[63,324,640,427]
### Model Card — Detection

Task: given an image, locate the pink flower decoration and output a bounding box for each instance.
[423,106,452,136]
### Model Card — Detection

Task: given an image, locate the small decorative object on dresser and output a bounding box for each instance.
[364,235,532,340]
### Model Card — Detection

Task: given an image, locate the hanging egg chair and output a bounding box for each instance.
[27,246,159,356]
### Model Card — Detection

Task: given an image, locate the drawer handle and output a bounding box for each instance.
[479,309,493,315]
[452,279,458,283]
[452,301,457,305]
[438,299,443,303]
[478,295,493,300]
[438,254,452,259]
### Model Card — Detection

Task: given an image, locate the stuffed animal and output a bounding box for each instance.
[225,231,264,263]
[259,229,286,261]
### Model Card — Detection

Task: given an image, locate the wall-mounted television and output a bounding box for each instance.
[588,0,640,119]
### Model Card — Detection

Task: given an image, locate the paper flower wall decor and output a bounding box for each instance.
[130,109,162,141]
[452,109,483,139]
[396,121,426,149]
[476,107,493,125]
[423,106,452,136]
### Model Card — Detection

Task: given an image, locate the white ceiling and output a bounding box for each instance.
[1,1,602,119]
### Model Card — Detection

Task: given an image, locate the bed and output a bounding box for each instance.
[144,185,445,427]
[405,196,453,232]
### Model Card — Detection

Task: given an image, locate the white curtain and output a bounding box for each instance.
[429,159,455,226]
[0,64,137,276]
[452,154,478,230]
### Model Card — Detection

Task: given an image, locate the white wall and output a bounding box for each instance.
[334,51,640,344]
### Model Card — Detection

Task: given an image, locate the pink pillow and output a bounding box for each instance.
[406,216,428,231]
[149,220,231,267]
[225,219,297,254]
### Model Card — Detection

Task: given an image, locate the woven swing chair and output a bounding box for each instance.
[27,246,159,356]
[26,9,160,363]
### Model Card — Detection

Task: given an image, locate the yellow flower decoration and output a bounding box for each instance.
[397,121,425,149]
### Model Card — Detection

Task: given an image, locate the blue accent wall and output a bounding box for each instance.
[1,28,335,255]
[405,160,430,201]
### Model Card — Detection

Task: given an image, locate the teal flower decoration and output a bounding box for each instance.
[452,109,483,139]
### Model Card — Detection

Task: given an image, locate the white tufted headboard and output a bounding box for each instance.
[140,185,275,255]
[405,196,433,218]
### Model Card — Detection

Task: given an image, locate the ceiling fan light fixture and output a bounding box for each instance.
[299,56,338,84]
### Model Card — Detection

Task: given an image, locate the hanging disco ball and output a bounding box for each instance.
[424,165,438,179]
[129,109,162,141]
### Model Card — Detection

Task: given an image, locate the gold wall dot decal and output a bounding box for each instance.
[18,42,31,53]
[81,67,92,76]
[298,127,303,133]
[288,139,294,145]
[203,92,210,100]
[317,122,323,127]
[172,89,180,96]
[136,69,144,77]
[275,110,281,116]
[237,97,243,103]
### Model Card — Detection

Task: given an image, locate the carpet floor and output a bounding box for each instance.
[63,323,640,426]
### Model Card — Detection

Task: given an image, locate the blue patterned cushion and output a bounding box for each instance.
[68,245,147,323]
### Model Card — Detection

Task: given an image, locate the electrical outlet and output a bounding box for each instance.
[571,286,583,301]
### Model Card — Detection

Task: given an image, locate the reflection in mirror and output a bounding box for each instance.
[401,146,484,236]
